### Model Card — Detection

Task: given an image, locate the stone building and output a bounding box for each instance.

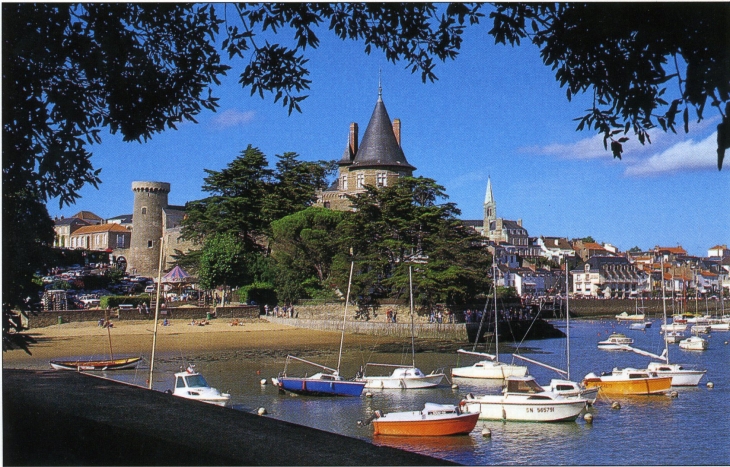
[317,86,416,210]
[53,217,90,248]
[126,181,189,277]
[69,223,131,251]
[571,256,647,298]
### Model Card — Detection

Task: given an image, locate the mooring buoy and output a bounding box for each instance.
[584,413,593,424]
[611,401,621,410]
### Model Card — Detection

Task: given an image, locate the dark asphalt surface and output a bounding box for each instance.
[3,369,456,466]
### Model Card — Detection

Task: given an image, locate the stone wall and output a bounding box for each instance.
[265,316,468,340]
[25,305,259,329]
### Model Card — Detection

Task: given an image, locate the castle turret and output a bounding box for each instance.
[127,181,170,277]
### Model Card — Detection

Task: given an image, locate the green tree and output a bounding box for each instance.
[337,177,490,310]
[198,233,247,290]
[270,207,345,301]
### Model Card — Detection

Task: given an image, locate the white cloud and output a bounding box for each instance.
[211,109,255,129]
[623,132,718,176]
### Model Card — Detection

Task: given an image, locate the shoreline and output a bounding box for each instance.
[2,319,412,370]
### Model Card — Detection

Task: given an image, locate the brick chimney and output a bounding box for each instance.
[392,118,401,146]
[349,123,358,158]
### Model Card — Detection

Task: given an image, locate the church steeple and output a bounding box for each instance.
[484,176,496,228]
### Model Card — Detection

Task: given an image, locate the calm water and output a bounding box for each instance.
[113,320,729,465]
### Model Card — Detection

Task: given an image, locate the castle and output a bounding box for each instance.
[317,85,416,210]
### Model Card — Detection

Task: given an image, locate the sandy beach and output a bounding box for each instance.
[2,318,404,370]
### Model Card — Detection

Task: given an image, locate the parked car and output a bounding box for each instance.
[144,285,156,293]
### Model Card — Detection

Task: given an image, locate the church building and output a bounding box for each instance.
[317,85,416,210]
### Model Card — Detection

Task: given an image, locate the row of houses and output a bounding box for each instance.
[488,241,730,299]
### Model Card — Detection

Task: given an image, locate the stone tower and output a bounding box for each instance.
[128,181,170,277]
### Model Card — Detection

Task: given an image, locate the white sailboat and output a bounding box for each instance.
[637,258,706,386]
[357,259,445,389]
[460,259,589,422]
[451,263,528,379]
[514,259,598,404]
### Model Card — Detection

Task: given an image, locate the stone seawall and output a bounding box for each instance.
[25,305,259,328]
[266,316,468,340]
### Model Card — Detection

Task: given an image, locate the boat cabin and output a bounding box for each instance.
[506,376,545,394]
[390,367,426,379]
[176,371,210,391]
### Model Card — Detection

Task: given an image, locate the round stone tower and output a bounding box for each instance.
[128,181,170,277]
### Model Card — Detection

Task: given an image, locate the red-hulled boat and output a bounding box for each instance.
[367,403,479,436]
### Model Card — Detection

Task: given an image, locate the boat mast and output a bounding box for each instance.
[105,306,114,362]
[493,261,499,364]
[661,256,670,365]
[336,260,355,375]
[148,236,165,390]
[565,254,570,380]
[409,265,416,369]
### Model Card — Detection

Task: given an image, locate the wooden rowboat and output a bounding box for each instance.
[368,403,479,436]
[50,357,141,371]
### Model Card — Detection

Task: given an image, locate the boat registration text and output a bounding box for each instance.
[526,407,555,413]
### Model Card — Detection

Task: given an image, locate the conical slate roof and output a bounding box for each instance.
[350,92,415,171]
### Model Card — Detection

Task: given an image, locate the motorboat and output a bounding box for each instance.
[365,403,479,436]
[664,331,684,344]
[678,336,709,351]
[629,321,652,330]
[691,324,711,335]
[50,357,141,371]
[548,379,600,405]
[597,332,634,350]
[582,368,672,395]
[359,364,445,389]
[172,366,231,406]
[646,362,706,385]
[273,355,365,397]
[460,375,587,422]
[708,322,730,331]
[661,323,688,333]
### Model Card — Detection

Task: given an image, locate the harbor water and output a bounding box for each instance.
[112,320,729,465]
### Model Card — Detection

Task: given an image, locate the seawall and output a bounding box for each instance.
[3,369,453,466]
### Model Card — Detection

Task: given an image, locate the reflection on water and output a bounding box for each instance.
[372,433,477,458]
[101,320,729,465]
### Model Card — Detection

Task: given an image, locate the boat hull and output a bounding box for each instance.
[461,396,586,422]
[372,413,479,436]
[362,373,444,389]
[50,357,141,371]
[678,338,708,351]
[451,362,528,379]
[277,377,365,397]
[582,376,672,395]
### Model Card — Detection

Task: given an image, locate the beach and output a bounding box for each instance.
[2,318,404,370]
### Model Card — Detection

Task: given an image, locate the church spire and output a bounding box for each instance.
[483,176,496,230]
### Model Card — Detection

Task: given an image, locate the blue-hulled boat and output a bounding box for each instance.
[271,260,364,397]
[272,355,365,397]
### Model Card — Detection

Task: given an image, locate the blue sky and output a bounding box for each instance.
[47,7,729,257]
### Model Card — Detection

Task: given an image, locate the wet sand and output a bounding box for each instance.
[2,318,409,369]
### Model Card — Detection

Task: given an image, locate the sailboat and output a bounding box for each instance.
[272,261,366,396]
[459,259,589,422]
[356,261,445,389]
[452,265,528,379]
[50,307,141,371]
[642,257,706,386]
[513,258,598,404]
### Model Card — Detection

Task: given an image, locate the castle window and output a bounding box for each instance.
[376,172,387,187]
[323,201,331,208]
[356,173,364,188]
[148,240,153,248]
[116,235,125,248]
[141,207,147,215]
[341,175,348,191]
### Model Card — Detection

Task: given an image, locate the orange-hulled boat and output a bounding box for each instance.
[582,367,672,395]
[369,403,479,436]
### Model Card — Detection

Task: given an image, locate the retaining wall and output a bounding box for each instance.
[25,305,259,329]
[266,316,468,340]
